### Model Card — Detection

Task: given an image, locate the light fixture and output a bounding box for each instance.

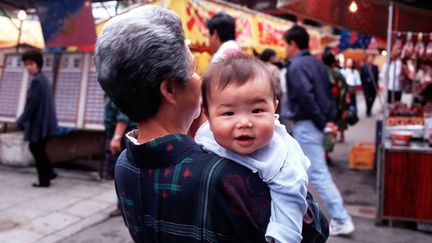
[381,50,388,56]
[17,10,27,21]
[16,9,27,52]
[349,0,358,13]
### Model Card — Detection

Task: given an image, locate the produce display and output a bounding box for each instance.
[386,103,424,126]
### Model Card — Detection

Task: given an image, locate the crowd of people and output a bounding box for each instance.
[20,4,424,242]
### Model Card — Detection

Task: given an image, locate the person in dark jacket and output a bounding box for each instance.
[360,54,379,117]
[284,25,354,236]
[17,50,58,188]
[103,97,136,217]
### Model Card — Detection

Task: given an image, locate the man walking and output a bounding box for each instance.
[284,25,355,236]
[207,12,243,63]
[360,54,379,117]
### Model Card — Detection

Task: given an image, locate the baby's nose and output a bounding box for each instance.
[236,117,253,128]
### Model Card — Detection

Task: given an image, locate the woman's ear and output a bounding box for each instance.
[160,80,176,105]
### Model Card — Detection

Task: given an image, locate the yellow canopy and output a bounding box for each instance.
[0,16,44,49]
[97,0,321,56]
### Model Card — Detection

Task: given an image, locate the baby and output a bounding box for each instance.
[195,56,310,243]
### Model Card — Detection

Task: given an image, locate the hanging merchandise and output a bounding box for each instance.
[401,32,414,58]
[414,33,425,60]
[393,32,403,54]
[425,33,432,61]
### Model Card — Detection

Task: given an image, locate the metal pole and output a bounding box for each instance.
[16,20,23,53]
[385,2,394,107]
[377,0,393,225]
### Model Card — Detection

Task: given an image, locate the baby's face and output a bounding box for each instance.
[207,78,277,155]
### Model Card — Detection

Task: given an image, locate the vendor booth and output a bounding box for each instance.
[377,29,432,224]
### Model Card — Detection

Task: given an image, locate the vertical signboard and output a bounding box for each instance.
[54,53,84,127]
[83,54,105,130]
[0,54,27,122]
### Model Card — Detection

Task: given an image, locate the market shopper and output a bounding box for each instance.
[381,47,403,103]
[322,50,350,161]
[360,54,379,117]
[283,25,355,236]
[17,49,58,188]
[260,48,282,101]
[102,97,135,217]
[341,58,360,127]
[95,5,272,242]
[207,12,243,63]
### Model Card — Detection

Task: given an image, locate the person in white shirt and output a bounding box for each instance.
[341,58,361,117]
[380,48,403,103]
[196,57,310,243]
[341,58,361,87]
[207,13,243,63]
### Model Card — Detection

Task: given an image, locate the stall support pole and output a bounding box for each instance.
[376,0,394,225]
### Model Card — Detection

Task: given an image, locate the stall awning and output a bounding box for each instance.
[96,0,322,56]
[277,0,432,38]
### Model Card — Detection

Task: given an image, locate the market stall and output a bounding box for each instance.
[379,101,432,223]
[376,2,432,224]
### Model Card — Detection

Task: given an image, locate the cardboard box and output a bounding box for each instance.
[349,142,375,170]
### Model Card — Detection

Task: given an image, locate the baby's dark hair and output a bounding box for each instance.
[202,56,275,112]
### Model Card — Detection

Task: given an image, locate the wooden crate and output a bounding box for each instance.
[349,142,375,170]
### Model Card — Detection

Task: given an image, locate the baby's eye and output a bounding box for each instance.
[222,111,234,116]
[252,108,264,113]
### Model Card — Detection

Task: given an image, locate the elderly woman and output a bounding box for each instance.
[94,5,270,243]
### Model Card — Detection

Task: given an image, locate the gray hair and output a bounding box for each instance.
[95,5,191,122]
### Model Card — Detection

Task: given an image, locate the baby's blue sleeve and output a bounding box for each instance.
[264,157,309,243]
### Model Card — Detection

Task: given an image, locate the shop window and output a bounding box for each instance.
[73,58,81,68]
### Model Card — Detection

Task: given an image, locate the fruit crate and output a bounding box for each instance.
[349,142,375,170]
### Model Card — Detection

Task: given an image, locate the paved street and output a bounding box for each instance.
[0,165,117,243]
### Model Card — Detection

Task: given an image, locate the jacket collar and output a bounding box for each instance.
[287,49,310,66]
[126,130,202,169]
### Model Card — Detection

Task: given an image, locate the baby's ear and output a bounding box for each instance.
[274,99,279,111]
[202,110,213,131]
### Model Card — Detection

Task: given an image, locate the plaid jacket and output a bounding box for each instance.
[115,133,329,242]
